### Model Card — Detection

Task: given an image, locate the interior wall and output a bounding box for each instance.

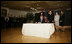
[9,9,41,18]
[9,9,28,18]
[64,10,71,26]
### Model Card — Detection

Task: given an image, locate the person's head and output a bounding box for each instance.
[49,10,52,15]
[61,10,64,15]
[55,12,58,15]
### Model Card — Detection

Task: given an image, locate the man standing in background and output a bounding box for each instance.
[48,10,54,23]
[60,10,65,32]
[40,10,43,23]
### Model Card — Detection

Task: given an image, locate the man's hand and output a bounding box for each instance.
[60,20,62,22]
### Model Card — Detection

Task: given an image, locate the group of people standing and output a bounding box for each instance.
[40,10,65,32]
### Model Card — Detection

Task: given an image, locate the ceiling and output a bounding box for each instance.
[1,1,71,11]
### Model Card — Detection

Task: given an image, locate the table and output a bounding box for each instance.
[22,23,55,38]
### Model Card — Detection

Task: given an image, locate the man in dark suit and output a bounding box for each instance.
[59,10,65,32]
[47,10,54,23]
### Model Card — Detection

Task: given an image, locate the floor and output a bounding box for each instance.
[1,27,71,43]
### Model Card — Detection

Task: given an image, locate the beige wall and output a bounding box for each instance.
[9,9,41,18]
[1,7,43,18]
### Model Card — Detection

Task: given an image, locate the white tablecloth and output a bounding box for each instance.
[22,23,55,38]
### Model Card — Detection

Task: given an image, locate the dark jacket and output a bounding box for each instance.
[59,14,65,26]
[47,14,54,23]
